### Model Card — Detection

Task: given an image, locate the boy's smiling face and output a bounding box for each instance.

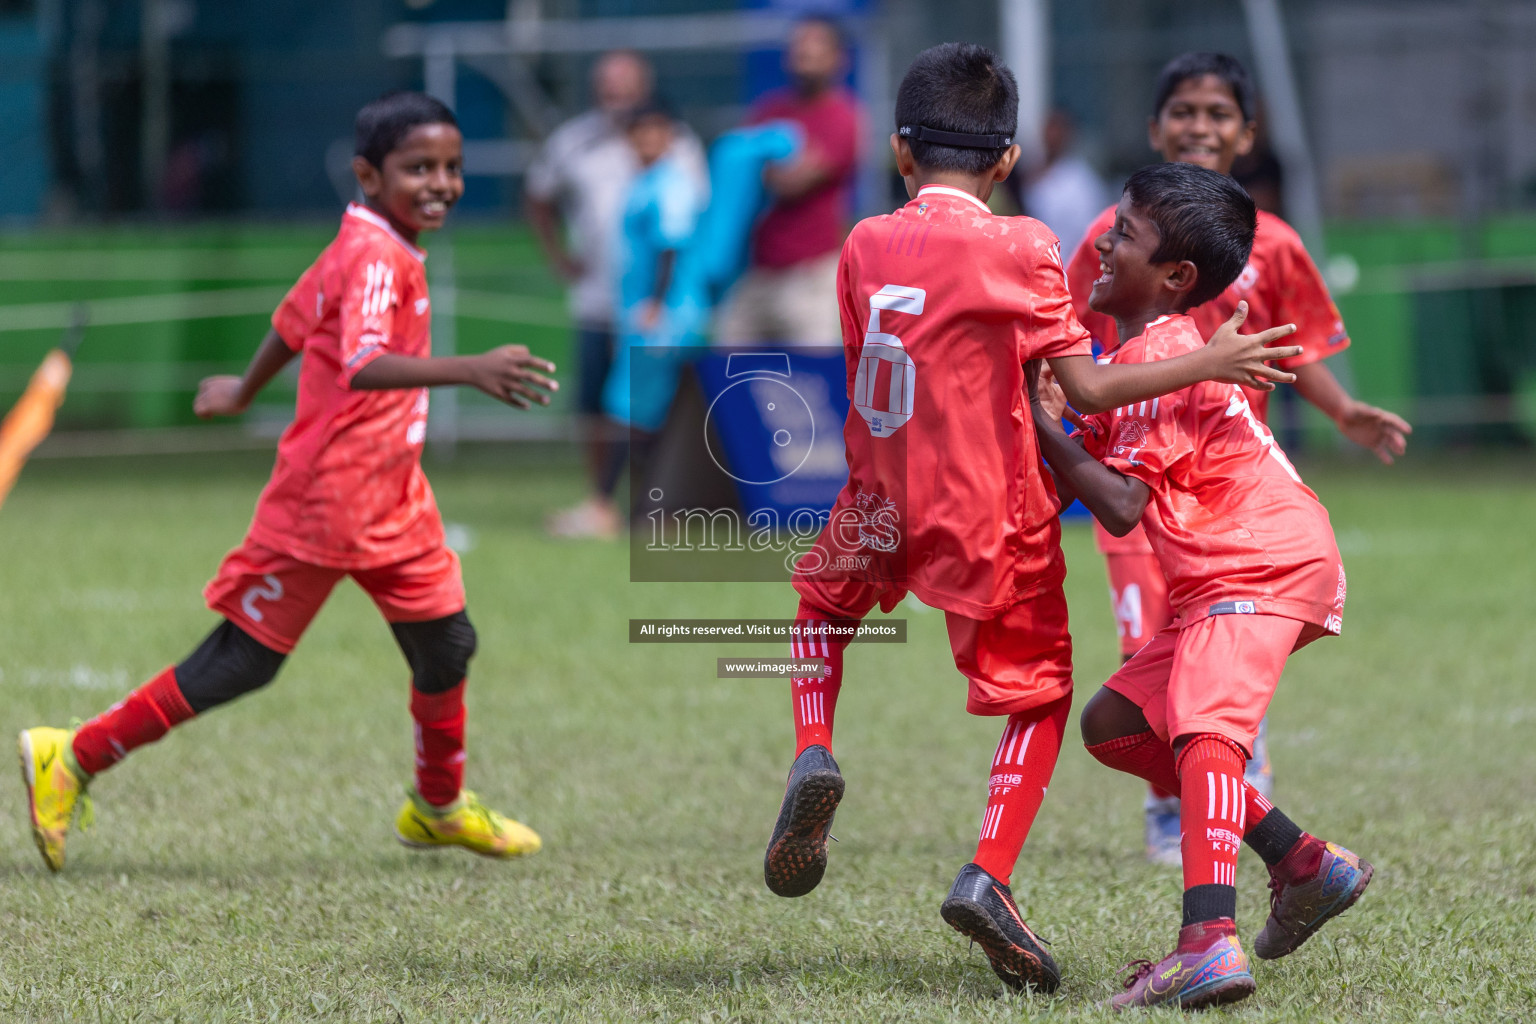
[1088,193,1191,326]
[354,122,464,242]
[1148,74,1255,175]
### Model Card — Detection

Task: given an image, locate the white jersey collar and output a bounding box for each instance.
[346,203,427,262]
[916,184,991,213]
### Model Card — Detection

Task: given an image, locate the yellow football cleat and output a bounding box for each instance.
[18,727,92,872]
[393,787,541,859]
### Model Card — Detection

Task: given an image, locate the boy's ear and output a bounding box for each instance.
[889,134,916,178]
[992,143,1022,182]
[1234,119,1258,159]
[352,156,383,198]
[1164,259,1199,300]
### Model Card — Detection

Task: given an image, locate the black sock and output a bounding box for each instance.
[1182,884,1237,927]
[1244,807,1305,867]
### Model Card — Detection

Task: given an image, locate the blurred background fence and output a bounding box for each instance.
[3,0,1535,454]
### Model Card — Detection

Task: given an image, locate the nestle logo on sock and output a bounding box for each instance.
[1206,826,1242,846]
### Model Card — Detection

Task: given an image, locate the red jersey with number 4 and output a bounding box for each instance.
[1079,314,1344,632]
[794,185,1092,619]
[247,203,442,570]
[1066,205,1349,557]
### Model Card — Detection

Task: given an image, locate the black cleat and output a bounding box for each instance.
[940,862,1061,994]
[763,744,844,897]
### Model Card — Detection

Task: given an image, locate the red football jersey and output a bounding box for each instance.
[247,203,443,569]
[1078,314,1345,632]
[1066,204,1350,558]
[793,185,1093,619]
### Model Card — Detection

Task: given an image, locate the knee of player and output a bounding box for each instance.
[393,611,477,694]
[175,620,288,714]
[1079,687,1142,747]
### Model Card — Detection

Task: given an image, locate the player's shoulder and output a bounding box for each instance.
[1253,210,1308,258]
[1136,313,1204,360]
[338,205,426,272]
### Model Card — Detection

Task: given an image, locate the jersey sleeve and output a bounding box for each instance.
[524,129,566,202]
[1269,225,1350,369]
[271,258,326,352]
[1090,390,1194,492]
[1021,238,1094,361]
[650,170,701,251]
[837,234,862,398]
[336,251,404,388]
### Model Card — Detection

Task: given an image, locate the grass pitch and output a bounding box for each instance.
[1,450,1533,1022]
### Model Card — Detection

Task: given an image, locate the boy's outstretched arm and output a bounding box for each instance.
[194,328,298,418]
[1027,363,1149,537]
[1290,359,1411,464]
[1047,302,1301,414]
[352,345,558,409]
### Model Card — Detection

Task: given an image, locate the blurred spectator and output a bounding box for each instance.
[527,50,705,538]
[715,16,862,347]
[1020,109,1108,251]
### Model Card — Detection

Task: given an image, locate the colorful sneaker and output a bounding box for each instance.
[1244,716,1273,799]
[940,862,1061,994]
[764,744,843,897]
[1110,920,1255,1011]
[393,787,541,859]
[1144,793,1183,867]
[18,727,92,873]
[1254,835,1373,959]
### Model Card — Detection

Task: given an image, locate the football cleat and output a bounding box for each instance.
[18,727,92,872]
[1144,793,1183,867]
[1254,835,1373,959]
[393,787,541,859]
[1245,716,1274,799]
[764,744,844,897]
[1110,920,1255,1011]
[940,862,1061,994]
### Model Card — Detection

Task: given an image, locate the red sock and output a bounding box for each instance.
[1088,729,1274,834]
[790,601,847,756]
[1085,729,1182,794]
[411,680,466,807]
[1177,734,1248,892]
[972,694,1072,885]
[71,667,195,776]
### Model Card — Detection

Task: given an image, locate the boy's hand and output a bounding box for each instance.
[194,375,249,418]
[1337,400,1412,464]
[467,345,558,409]
[1025,360,1084,430]
[1203,301,1304,390]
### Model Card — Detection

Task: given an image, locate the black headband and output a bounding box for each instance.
[898,124,1014,149]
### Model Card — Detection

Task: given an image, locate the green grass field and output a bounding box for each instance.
[2,451,1534,1022]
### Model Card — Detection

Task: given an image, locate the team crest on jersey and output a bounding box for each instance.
[1235,263,1259,291]
[852,491,900,553]
[1113,419,1148,450]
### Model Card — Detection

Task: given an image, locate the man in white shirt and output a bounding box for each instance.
[527,50,705,538]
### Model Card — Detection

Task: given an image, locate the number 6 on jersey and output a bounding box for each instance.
[853,285,925,437]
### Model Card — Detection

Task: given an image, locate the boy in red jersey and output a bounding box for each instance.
[761,44,1305,996]
[1033,162,1372,1010]
[1064,53,1411,860]
[19,92,557,872]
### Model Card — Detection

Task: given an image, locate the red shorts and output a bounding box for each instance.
[1103,551,1174,659]
[1103,613,1326,754]
[800,580,1073,717]
[203,538,465,654]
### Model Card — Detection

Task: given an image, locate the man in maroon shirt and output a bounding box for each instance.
[716,16,862,346]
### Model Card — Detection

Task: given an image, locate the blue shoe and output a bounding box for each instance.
[1245,716,1273,799]
[1144,794,1182,866]
[1110,920,1255,1011]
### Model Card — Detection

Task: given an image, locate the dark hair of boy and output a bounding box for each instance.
[623,95,674,130]
[893,42,1018,175]
[1152,52,1256,121]
[355,91,459,168]
[1122,162,1257,308]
